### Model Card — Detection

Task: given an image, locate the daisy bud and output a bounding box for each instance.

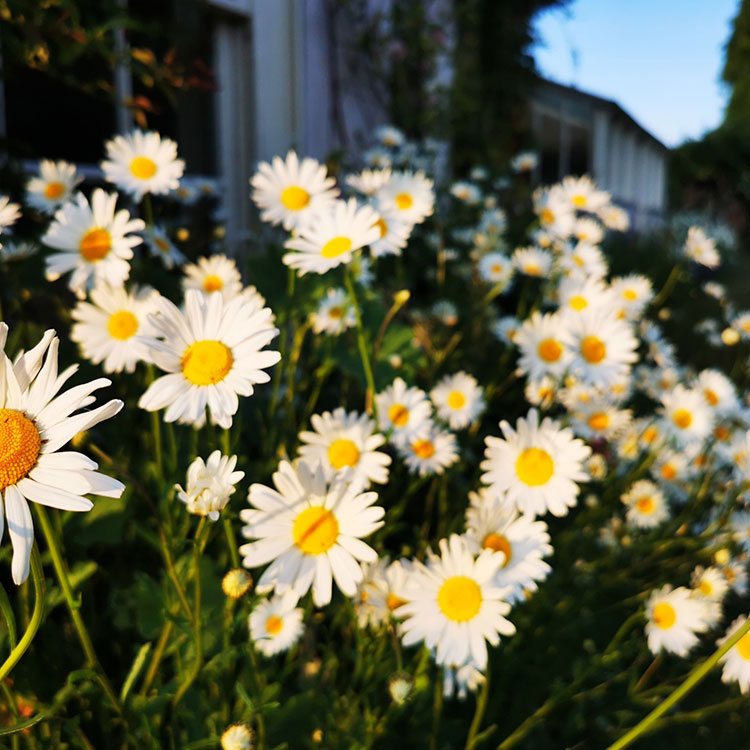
[221,723,254,750]
[304,658,322,678]
[222,569,253,600]
[393,289,410,306]
[388,672,414,706]
[312,729,323,744]
[176,227,190,241]
[722,328,740,346]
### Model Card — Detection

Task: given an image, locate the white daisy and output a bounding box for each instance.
[430,372,485,430]
[610,275,653,318]
[659,385,714,446]
[533,189,575,238]
[514,312,574,382]
[239,460,384,607]
[512,246,553,278]
[310,288,355,335]
[0,241,38,263]
[718,616,750,693]
[221,724,254,750]
[399,534,515,669]
[478,252,514,289]
[26,160,82,215]
[696,369,738,417]
[731,312,750,341]
[70,283,158,373]
[375,378,432,447]
[481,409,591,517]
[283,198,380,276]
[691,565,729,602]
[345,167,392,196]
[0,197,21,234]
[493,316,523,345]
[101,130,185,200]
[572,216,604,245]
[146,226,185,269]
[297,408,391,490]
[645,585,711,656]
[571,401,632,442]
[0,324,125,584]
[621,480,669,529]
[400,425,458,476]
[443,659,486,700]
[250,150,339,231]
[138,289,280,429]
[449,181,481,204]
[559,242,609,280]
[683,226,720,268]
[597,204,629,231]
[42,189,145,299]
[375,125,405,148]
[375,170,434,225]
[174,450,244,521]
[183,254,243,301]
[355,557,412,629]
[510,152,538,173]
[370,208,413,258]
[249,590,304,656]
[556,276,615,320]
[559,175,610,213]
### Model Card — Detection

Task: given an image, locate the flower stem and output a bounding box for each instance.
[429,666,444,750]
[142,193,155,228]
[0,545,44,682]
[652,263,681,308]
[466,662,491,750]
[344,266,378,419]
[34,505,121,713]
[223,517,240,568]
[605,616,750,750]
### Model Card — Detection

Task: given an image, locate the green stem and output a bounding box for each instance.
[0,581,18,650]
[605,616,750,750]
[344,266,378,419]
[142,193,155,228]
[223,517,240,569]
[429,666,444,750]
[0,545,44,683]
[652,263,681,308]
[35,505,122,714]
[139,619,174,696]
[151,409,163,479]
[466,662,491,750]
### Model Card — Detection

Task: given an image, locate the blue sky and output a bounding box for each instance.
[532,0,740,147]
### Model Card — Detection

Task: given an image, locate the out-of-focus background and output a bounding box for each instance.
[0,0,746,250]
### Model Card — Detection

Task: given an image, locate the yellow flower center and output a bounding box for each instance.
[704,389,719,406]
[107,310,138,340]
[661,464,676,481]
[129,156,158,180]
[642,426,659,444]
[395,193,413,210]
[572,194,587,208]
[321,236,353,259]
[737,633,750,660]
[636,497,655,514]
[386,593,407,612]
[491,264,502,275]
[281,185,310,211]
[79,228,112,262]
[154,237,170,253]
[203,275,224,293]
[44,181,65,199]
[482,533,512,566]
[437,576,482,622]
[580,335,606,364]
[328,306,343,319]
[292,506,339,555]
[524,263,541,275]
[588,412,610,432]
[181,340,233,385]
[653,602,676,629]
[388,403,410,427]
[327,439,360,470]
[447,390,466,410]
[0,410,41,491]
[515,447,554,486]
[265,615,283,635]
[540,208,555,225]
[375,218,388,238]
[673,409,693,429]
[698,580,713,597]
[569,295,588,311]
[623,289,638,301]
[412,439,435,459]
[572,255,585,268]
[714,426,730,441]
[537,338,563,363]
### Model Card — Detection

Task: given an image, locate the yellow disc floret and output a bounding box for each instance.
[293,506,339,555]
[203,275,224,293]
[737,632,750,660]
[395,193,413,210]
[412,439,435,459]
[44,181,65,200]
[0,410,41,491]
[281,185,310,211]
[265,615,284,635]
[437,576,482,622]
[538,338,563,363]
[447,390,466,410]
[580,335,606,364]
[388,403,410,427]
[129,156,158,180]
[482,533,512,566]
[79,228,112,262]
[107,310,139,341]
[515,447,554,486]
[673,409,693,429]
[327,439,360,470]
[181,340,234,385]
[320,236,353,259]
[653,602,676,629]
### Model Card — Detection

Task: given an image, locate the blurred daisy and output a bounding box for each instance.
[400,425,458,476]
[0,197,21,233]
[345,167,392,196]
[297,408,391,490]
[138,289,280,428]
[718,616,750,694]
[560,175,610,213]
[443,659,486,700]
[251,150,338,231]
[101,130,184,200]
[696,369,738,416]
[572,217,604,245]
[375,377,432,447]
[571,401,632,442]
[175,450,244,521]
[249,590,304,656]
[514,312,573,382]
[478,252,514,289]
[524,376,557,410]
[432,300,458,326]
[450,181,481,204]
[645,585,711,656]
[430,372,485,430]
[557,276,614,319]
[375,125,405,148]
[621,480,668,529]
[481,409,591,517]
[493,316,522,345]
[42,189,145,299]
[559,242,608,280]
[512,246,553,278]
[375,170,434,225]
[691,565,729,602]
[283,198,380,276]
[183,254,243,300]
[0,325,124,584]
[0,241,38,263]
[683,226,719,268]
[26,160,81,215]
[239,460,384,607]
[731,311,750,341]
[510,151,538,173]
[611,275,653,318]
[355,557,412,628]
[533,189,575,238]
[310,288,355,335]
[370,208,413,258]
[399,534,515,669]
[598,204,629,231]
[221,724,254,750]
[147,226,185,269]
[659,385,714,446]
[70,283,158,373]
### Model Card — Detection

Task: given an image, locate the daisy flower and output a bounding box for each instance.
[174,450,244,521]
[659,385,714,446]
[718,616,750,693]
[464,501,552,604]
[146,226,185,269]
[645,585,711,656]
[524,376,557,410]
[399,534,515,669]
[478,252,514,289]
[42,189,145,299]
[514,312,574,382]
[101,130,184,200]
[621,480,669,529]
[691,565,729,602]
[493,316,523,345]
[430,372,485,430]
[70,283,158,373]
[375,125,405,148]
[597,204,629,231]
[443,659,486,700]
[355,557,412,629]
[449,181,481,204]
[557,276,615,319]
[512,246,553,278]
[250,150,339,231]
[481,409,591,517]
[683,226,720,268]
[370,208,413,258]
[400,425,459,476]
[310,288,355,335]
[567,311,638,387]
[297,408,391,490]
[375,377,432,447]
[559,242,608,280]
[249,590,304,656]
[138,289,280,428]
[533,189,575,238]
[0,197,21,234]
[0,324,125,584]
[510,151,538,173]
[221,724,254,750]
[560,175,610,213]
[375,170,434,225]
[696,369,738,416]
[26,160,81,215]
[572,216,604,245]
[610,275,653,318]
[283,198,380,276]
[571,401,632,442]
[0,242,38,264]
[345,167,392,196]
[731,311,750,341]
[183,254,243,300]
[239,460,385,607]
